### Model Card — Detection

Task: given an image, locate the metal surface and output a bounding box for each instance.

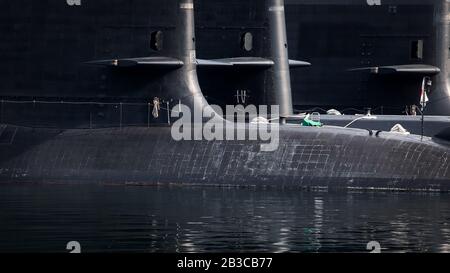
[284,0,450,114]
[1,125,450,191]
[1,0,449,114]
[267,0,294,117]
[0,0,450,190]
[426,0,450,115]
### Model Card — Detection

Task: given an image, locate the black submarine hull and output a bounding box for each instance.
[1,124,450,192]
[1,0,450,192]
[197,0,450,115]
[311,115,450,137]
[1,0,449,116]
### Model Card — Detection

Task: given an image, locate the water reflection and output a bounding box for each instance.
[0,185,450,253]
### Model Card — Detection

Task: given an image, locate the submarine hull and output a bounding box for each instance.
[1,0,449,117]
[309,115,450,137]
[1,124,449,192]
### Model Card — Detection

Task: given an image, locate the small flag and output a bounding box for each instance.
[420,78,429,109]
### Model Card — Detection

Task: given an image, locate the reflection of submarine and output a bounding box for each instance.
[1,0,450,191]
[195,0,450,116]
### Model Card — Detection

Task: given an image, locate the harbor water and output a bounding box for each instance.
[1,184,450,253]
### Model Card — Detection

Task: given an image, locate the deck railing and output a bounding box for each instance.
[0,100,171,129]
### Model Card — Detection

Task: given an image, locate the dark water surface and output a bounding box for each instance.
[1,184,450,253]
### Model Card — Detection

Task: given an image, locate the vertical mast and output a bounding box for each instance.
[427,0,450,115]
[266,0,294,120]
[165,0,209,119]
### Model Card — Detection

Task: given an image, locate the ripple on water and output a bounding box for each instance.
[0,185,450,253]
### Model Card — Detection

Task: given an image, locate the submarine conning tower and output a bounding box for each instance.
[87,0,210,123]
[195,0,310,122]
[266,0,294,119]
[166,0,209,116]
[426,0,450,115]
